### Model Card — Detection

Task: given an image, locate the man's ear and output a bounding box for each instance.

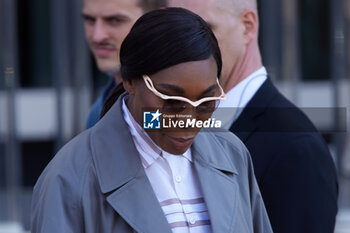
[241,10,259,44]
[123,79,137,95]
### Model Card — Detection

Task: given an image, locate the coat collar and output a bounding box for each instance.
[90,94,241,233]
[90,93,172,233]
[230,78,278,142]
[90,93,143,194]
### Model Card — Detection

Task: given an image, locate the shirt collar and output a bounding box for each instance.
[214,66,267,129]
[219,66,267,108]
[163,148,193,163]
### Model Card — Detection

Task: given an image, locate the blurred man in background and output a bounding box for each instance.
[82,0,166,128]
[169,0,338,232]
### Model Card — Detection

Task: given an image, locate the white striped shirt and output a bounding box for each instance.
[122,98,212,233]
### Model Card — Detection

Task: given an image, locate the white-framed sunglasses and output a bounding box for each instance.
[142,75,226,114]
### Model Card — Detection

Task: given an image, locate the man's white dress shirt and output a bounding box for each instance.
[214,66,267,129]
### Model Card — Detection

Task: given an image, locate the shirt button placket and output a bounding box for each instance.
[175,175,182,183]
[189,217,196,225]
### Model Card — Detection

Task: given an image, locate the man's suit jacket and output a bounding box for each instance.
[86,78,116,129]
[230,78,338,233]
[31,95,273,233]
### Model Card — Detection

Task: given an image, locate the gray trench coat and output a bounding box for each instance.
[31,95,273,233]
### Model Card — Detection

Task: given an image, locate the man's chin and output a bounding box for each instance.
[96,61,120,75]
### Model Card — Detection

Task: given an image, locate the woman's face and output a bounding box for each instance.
[125,56,219,155]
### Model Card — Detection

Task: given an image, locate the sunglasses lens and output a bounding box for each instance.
[196,100,218,114]
[163,99,219,114]
[163,99,187,113]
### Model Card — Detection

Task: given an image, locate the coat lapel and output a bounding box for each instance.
[90,95,172,233]
[192,133,240,233]
[230,78,278,142]
[106,170,172,233]
[230,114,257,142]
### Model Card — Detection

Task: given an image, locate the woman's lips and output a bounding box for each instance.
[166,135,194,149]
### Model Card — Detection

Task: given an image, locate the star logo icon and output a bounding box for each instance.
[143,109,162,129]
[150,109,162,122]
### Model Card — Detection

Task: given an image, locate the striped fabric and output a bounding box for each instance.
[122,98,212,233]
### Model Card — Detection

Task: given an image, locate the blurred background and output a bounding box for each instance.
[0,0,349,232]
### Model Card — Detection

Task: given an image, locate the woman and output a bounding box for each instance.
[31,8,272,233]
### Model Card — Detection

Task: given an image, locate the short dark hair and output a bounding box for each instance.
[137,0,168,12]
[120,7,222,81]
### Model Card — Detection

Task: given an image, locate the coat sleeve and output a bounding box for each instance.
[31,154,85,233]
[245,148,274,233]
[260,134,338,233]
